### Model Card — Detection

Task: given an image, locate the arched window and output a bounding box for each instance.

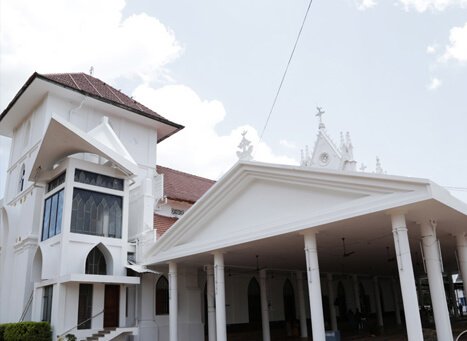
[248,277,261,325]
[155,276,169,315]
[283,279,296,321]
[18,164,25,192]
[85,247,107,275]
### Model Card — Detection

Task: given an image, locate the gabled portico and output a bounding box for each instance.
[145,161,467,341]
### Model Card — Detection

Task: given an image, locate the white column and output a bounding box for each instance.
[259,269,271,341]
[169,262,178,341]
[420,221,453,341]
[214,252,227,341]
[303,230,326,341]
[352,275,361,313]
[296,271,308,338]
[373,276,383,327]
[327,273,338,331]
[391,278,402,325]
[390,213,423,341]
[206,265,216,341]
[456,232,467,300]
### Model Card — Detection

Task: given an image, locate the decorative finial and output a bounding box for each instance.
[236,130,253,161]
[375,157,384,174]
[89,66,94,75]
[359,163,367,172]
[316,107,325,129]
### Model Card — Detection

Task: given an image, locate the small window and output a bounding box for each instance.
[155,276,169,315]
[18,164,26,193]
[41,189,64,241]
[47,172,66,193]
[85,247,107,275]
[75,169,123,191]
[42,285,53,323]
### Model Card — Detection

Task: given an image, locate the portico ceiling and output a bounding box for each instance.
[146,161,467,277]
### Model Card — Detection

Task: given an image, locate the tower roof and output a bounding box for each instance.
[0,72,184,141]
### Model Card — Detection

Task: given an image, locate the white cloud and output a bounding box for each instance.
[0,0,298,189]
[426,44,437,54]
[442,22,467,63]
[355,0,377,10]
[398,0,467,12]
[0,0,182,110]
[279,139,298,149]
[132,84,297,180]
[427,77,442,90]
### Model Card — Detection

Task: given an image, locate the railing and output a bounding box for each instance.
[19,291,33,322]
[57,310,104,340]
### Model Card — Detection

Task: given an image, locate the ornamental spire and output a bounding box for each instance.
[316,106,325,130]
[236,130,253,161]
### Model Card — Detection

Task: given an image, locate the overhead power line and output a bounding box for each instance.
[257,0,315,148]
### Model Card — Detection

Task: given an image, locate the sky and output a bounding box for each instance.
[0,0,467,202]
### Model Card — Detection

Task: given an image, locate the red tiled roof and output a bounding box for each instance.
[42,72,180,124]
[0,72,183,141]
[157,165,215,204]
[154,214,178,238]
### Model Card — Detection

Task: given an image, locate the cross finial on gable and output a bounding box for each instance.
[316,107,325,129]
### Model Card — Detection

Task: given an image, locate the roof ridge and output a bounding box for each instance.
[157,165,215,183]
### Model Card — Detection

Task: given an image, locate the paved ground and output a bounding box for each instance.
[224,317,467,340]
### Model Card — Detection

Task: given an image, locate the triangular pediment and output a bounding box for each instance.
[29,115,138,182]
[88,117,137,165]
[145,162,433,264]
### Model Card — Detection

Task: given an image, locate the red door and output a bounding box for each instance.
[104,285,120,328]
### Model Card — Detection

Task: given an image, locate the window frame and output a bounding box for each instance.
[41,175,65,241]
[41,285,53,323]
[155,275,169,316]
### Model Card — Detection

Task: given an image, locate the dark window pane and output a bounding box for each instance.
[47,172,66,193]
[71,188,122,239]
[42,198,51,241]
[49,193,58,237]
[42,189,64,241]
[55,190,64,234]
[155,276,169,315]
[78,284,93,329]
[42,285,53,322]
[86,247,107,275]
[74,169,123,191]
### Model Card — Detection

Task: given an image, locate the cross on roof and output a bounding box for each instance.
[316,106,325,129]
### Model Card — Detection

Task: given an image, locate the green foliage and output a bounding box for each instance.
[0,324,13,341]
[2,322,51,341]
[65,334,76,341]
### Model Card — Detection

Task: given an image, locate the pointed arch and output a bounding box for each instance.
[18,164,26,192]
[283,278,296,321]
[337,281,347,318]
[248,277,261,325]
[359,282,370,314]
[31,247,43,282]
[85,243,113,275]
[155,275,169,315]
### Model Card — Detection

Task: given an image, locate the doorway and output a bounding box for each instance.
[104,285,120,328]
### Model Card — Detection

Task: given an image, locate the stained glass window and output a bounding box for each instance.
[71,188,122,238]
[75,169,123,191]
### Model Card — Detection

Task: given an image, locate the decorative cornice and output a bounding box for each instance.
[13,234,39,253]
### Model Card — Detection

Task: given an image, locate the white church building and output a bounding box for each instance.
[0,72,466,341]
